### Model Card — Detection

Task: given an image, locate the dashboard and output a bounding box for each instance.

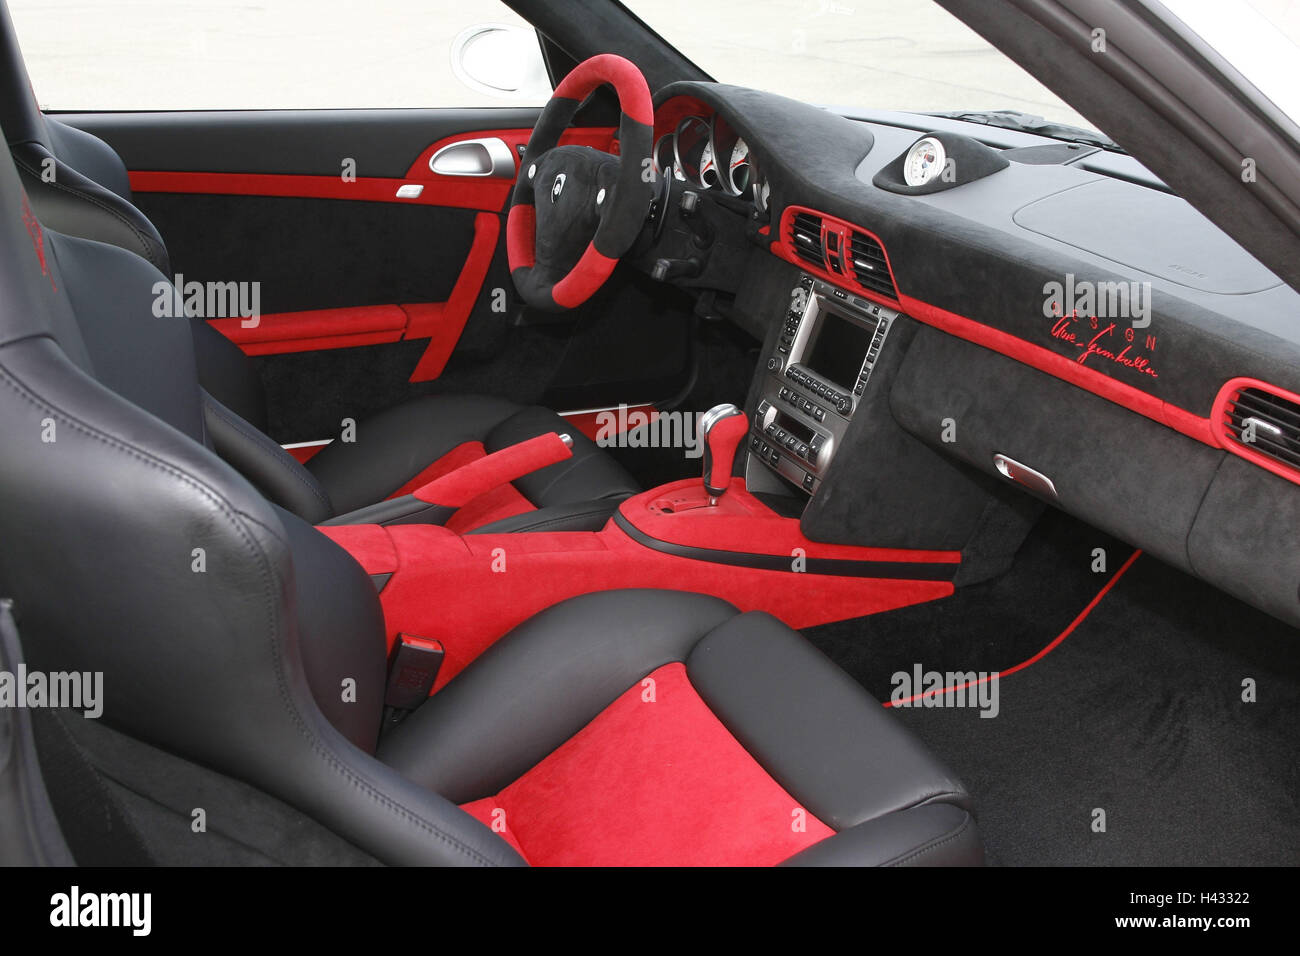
[638,80,1300,630]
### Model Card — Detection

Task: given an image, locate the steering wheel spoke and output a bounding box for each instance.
[507,54,654,311]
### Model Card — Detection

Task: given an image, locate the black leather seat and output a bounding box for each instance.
[0,136,981,866]
[0,11,637,532]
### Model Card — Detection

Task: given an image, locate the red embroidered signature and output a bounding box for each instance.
[20,193,56,291]
[1049,314,1157,378]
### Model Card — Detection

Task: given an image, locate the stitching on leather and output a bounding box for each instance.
[0,361,509,866]
[13,154,165,271]
[885,813,974,867]
[204,395,332,514]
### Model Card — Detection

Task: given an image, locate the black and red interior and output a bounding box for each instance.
[1,0,1298,871]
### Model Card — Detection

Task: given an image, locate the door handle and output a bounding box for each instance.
[428,137,517,178]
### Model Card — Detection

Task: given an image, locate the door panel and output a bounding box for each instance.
[56,110,690,443]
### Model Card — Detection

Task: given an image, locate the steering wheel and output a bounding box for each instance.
[507,54,654,311]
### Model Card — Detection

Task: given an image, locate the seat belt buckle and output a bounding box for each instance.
[384,633,444,724]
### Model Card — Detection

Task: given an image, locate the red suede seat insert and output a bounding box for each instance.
[460,662,834,866]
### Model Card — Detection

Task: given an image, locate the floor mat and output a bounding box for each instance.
[806,512,1300,865]
[805,508,1130,702]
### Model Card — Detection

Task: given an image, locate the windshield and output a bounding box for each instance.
[621,0,1098,131]
[1161,0,1300,127]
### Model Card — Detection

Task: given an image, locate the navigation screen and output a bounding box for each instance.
[803,310,874,389]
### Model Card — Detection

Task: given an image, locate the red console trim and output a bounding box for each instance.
[412,432,572,506]
[318,478,958,690]
[618,479,962,567]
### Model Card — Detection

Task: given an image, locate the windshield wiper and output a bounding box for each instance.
[925,110,1125,153]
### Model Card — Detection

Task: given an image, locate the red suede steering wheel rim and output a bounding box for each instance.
[506,54,654,311]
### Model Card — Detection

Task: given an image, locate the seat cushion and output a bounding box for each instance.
[379,589,983,866]
[306,393,639,528]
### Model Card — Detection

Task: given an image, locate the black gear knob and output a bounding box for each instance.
[699,403,747,502]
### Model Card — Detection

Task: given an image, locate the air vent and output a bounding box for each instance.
[1222,385,1300,474]
[789,212,825,269]
[849,230,897,300]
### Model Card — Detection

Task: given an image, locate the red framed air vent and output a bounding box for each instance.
[1213,377,1300,486]
[774,205,901,308]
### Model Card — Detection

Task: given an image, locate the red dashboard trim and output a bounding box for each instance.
[772,205,903,310]
[1211,377,1300,486]
[898,293,1221,447]
[767,203,1226,450]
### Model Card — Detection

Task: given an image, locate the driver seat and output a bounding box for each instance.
[0,29,638,531]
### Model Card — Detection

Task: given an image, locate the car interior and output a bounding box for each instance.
[1,0,1298,868]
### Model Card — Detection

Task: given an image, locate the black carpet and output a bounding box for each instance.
[806,511,1300,866]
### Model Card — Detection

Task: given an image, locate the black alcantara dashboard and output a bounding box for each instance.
[642,80,1300,630]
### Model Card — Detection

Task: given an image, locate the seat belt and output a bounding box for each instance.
[383,633,444,726]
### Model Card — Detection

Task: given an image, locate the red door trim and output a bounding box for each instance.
[407,211,500,382]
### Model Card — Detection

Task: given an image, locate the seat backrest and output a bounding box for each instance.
[0,135,520,865]
[0,2,275,436]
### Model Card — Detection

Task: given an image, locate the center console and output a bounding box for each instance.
[750,273,899,494]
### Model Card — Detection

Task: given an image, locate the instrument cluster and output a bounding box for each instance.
[653,112,768,210]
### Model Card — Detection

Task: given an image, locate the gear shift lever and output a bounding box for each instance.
[699,403,748,505]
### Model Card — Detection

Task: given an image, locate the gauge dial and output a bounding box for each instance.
[903,136,947,187]
[726,137,752,196]
[699,137,721,189]
[672,116,713,187]
[653,133,684,182]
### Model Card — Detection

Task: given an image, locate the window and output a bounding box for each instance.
[8,0,551,110]
[620,0,1097,131]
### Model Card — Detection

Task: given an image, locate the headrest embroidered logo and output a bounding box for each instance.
[20,193,56,291]
[551,172,566,203]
